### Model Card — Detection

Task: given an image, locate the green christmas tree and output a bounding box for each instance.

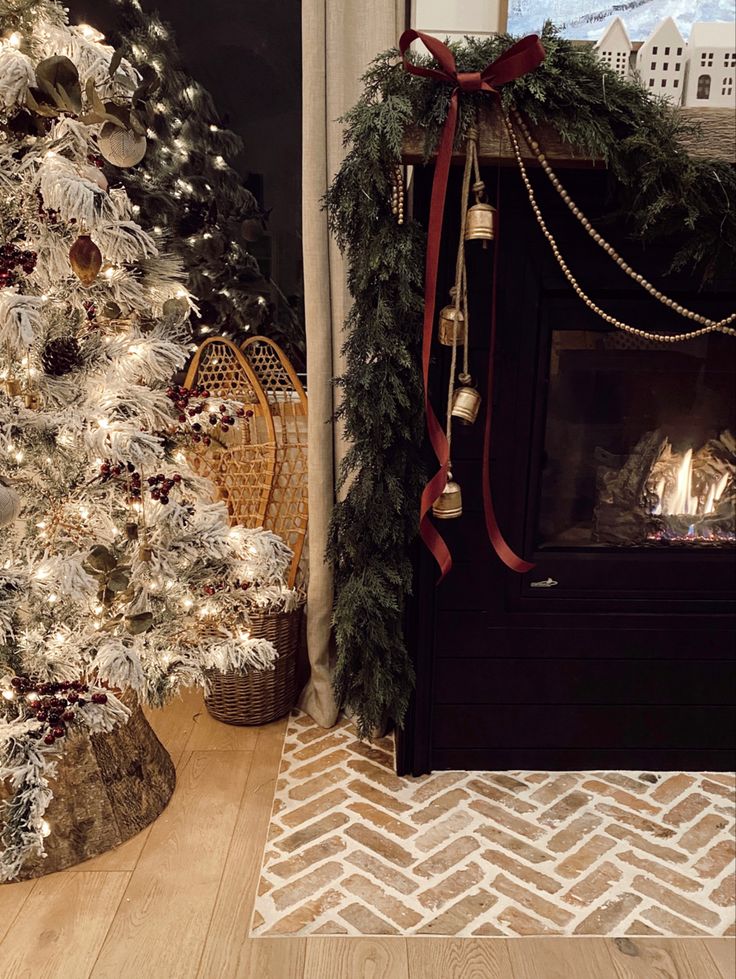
[106,0,305,363]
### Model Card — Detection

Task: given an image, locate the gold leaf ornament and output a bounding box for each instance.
[69,234,102,287]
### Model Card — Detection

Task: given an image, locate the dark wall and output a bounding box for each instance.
[66,0,303,297]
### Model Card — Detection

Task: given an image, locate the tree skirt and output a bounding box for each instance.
[251,712,735,937]
[1,701,175,880]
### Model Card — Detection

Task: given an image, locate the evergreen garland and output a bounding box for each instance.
[326,24,736,737]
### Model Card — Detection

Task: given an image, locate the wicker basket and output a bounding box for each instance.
[204,602,304,726]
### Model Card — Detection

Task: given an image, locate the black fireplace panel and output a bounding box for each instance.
[398,166,736,776]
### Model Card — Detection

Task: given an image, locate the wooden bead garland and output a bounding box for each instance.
[502,109,736,343]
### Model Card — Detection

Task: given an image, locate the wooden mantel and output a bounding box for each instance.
[402,104,736,166]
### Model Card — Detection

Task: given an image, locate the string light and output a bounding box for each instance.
[7,32,22,48]
[78,24,103,41]
[40,821,51,838]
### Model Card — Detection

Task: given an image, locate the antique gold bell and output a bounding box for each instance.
[438,290,465,346]
[432,474,463,520]
[465,200,496,244]
[451,384,481,424]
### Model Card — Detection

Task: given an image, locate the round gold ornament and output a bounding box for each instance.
[432,475,462,519]
[451,384,481,424]
[98,123,147,168]
[0,479,21,528]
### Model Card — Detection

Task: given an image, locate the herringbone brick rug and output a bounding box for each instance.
[250,712,736,938]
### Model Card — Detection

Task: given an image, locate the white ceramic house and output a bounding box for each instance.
[636,17,687,104]
[685,22,736,107]
[595,17,633,79]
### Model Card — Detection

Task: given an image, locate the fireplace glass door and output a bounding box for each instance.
[537,328,736,550]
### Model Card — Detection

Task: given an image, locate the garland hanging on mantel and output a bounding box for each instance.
[326,24,736,738]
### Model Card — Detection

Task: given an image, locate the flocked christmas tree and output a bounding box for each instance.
[104,0,305,362]
[0,0,295,880]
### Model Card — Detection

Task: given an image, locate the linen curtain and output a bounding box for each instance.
[299,0,406,726]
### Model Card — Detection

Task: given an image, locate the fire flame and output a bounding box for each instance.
[650,445,730,517]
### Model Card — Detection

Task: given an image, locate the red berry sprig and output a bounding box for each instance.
[7,676,108,746]
[147,471,182,506]
[0,243,37,289]
[98,460,182,507]
[165,383,250,444]
[202,578,252,596]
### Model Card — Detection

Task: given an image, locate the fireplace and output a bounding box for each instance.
[539,331,736,550]
[399,166,736,776]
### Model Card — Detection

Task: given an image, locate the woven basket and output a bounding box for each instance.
[204,602,304,726]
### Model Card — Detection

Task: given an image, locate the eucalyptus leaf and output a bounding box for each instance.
[109,48,124,78]
[102,301,122,318]
[35,56,82,113]
[125,611,154,635]
[162,297,189,322]
[107,568,131,593]
[86,544,117,574]
[25,88,59,117]
[128,109,147,137]
[103,101,131,129]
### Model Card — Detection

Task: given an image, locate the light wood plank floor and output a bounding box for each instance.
[0,692,733,979]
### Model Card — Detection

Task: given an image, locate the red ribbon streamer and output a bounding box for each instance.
[399,29,543,580]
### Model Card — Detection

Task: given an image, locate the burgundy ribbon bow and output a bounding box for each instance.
[399,29,543,580]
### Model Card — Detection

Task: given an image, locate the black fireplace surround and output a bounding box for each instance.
[397,166,736,776]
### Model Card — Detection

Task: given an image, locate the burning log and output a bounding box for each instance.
[594,430,736,545]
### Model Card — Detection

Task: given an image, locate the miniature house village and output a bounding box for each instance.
[595,16,736,107]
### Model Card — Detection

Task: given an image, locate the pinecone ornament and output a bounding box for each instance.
[41,336,83,376]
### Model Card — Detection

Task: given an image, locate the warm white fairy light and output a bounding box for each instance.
[0,0,298,881]
[78,24,103,41]
[2,690,14,701]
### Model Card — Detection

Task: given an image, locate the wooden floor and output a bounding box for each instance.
[0,691,733,979]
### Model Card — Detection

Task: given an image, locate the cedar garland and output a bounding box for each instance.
[326,24,736,738]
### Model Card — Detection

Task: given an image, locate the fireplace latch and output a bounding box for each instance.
[530,577,558,588]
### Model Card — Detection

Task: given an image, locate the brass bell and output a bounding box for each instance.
[451,384,481,425]
[432,474,463,520]
[438,290,465,346]
[1,378,22,398]
[465,201,496,243]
